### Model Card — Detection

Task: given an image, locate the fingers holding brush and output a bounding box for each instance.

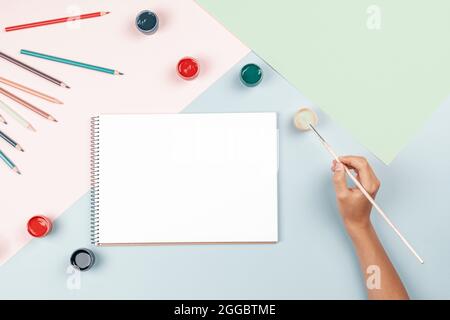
[331,157,373,230]
[338,156,380,196]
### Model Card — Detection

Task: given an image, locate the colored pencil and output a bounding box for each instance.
[0,99,36,132]
[5,12,110,32]
[0,51,70,88]
[0,77,63,104]
[0,149,21,175]
[0,87,57,122]
[20,49,124,76]
[0,130,24,151]
[0,114,6,124]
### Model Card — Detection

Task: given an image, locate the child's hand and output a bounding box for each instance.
[331,155,409,300]
[331,156,381,232]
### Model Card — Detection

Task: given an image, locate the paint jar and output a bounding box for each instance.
[177,57,199,80]
[135,10,159,34]
[294,107,319,131]
[70,248,96,272]
[27,215,52,237]
[240,63,263,87]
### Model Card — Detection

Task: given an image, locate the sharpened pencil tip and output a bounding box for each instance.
[28,125,37,132]
[53,99,64,104]
[119,72,124,75]
[13,167,21,175]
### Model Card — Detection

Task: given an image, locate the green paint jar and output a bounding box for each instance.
[240,63,263,87]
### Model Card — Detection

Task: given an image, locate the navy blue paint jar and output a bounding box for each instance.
[135,10,159,35]
[70,248,96,271]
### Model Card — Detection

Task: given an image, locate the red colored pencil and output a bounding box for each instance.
[5,12,110,32]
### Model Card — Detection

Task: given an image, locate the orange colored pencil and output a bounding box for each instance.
[0,87,57,122]
[0,77,63,104]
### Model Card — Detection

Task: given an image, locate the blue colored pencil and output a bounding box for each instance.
[20,49,123,75]
[0,129,24,151]
[0,149,21,174]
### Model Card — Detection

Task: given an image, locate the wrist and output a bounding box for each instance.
[344,219,373,238]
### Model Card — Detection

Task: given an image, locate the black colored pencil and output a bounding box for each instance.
[0,51,70,88]
[0,129,24,151]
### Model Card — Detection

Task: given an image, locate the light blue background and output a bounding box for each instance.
[0,52,449,299]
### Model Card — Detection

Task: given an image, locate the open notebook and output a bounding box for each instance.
[91,113,278,245]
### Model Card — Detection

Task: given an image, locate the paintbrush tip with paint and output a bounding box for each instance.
[294,107,318,131]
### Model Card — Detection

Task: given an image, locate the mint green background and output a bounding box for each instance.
[196,0,450,163]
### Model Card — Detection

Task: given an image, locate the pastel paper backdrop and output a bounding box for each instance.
[196,0,450,163]
[0,53,449,299]
[0,0,249,265]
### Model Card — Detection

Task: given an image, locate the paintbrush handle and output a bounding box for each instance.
[343,165,423,264]
[321,140,424,264]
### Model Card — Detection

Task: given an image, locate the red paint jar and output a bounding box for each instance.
[27,215,52,237]
[177,57,199,80]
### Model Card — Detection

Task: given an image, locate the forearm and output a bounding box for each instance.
[346,223,409,300]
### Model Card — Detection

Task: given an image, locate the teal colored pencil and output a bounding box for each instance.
[0,149,21,174]
[20,49,123,76]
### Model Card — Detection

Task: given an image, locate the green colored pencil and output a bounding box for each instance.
[20,49,123,75]
[0,149,21,174]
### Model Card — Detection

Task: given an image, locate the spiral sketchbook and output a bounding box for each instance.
[91,113,278,245]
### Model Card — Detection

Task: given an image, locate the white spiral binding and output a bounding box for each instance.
[90,116,100,245]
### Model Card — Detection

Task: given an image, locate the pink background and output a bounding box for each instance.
[0,0,249,265]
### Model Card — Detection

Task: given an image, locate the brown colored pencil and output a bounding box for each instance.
[0,87,57,122]
[0,76,63,104]
[0,51,70,89]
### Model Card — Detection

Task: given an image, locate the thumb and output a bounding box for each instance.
[332,162,348,197]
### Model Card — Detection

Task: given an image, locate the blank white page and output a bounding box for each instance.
[96,113,278,244]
